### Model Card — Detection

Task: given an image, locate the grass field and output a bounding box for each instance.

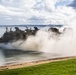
[0,58,76,75]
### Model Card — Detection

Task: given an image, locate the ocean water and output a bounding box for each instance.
[0,25,63,66]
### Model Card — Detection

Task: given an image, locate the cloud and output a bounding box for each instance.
[44,6,76,25]
[0,0,76,25]
[0,5,23,16]
[69,0,76,9]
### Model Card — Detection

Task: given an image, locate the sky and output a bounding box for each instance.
[0,0,76,25]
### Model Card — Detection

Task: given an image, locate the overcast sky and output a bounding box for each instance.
[0,0,76,25]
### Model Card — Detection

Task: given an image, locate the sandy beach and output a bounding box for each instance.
[0,56,76,71]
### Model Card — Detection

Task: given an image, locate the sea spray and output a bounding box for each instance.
[1,26,76,57]
[11,30,59,51]
[11,26,76,56]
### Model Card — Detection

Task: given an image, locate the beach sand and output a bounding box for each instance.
[0,56,76,70]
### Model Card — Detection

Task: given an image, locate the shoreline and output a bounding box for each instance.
[0,56,76,70]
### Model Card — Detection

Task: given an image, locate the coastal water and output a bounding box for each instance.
[0,25,63,66]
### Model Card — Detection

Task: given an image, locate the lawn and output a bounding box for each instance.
[0,58,76,75]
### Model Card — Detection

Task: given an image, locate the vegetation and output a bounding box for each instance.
[0,58,76,75]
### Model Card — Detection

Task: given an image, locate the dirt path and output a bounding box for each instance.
[0,56,76,70]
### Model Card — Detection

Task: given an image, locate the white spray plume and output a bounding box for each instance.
[6,24,74,57]
[0,21,76,57]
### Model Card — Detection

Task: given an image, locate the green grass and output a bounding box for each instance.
[0,59,76,75]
